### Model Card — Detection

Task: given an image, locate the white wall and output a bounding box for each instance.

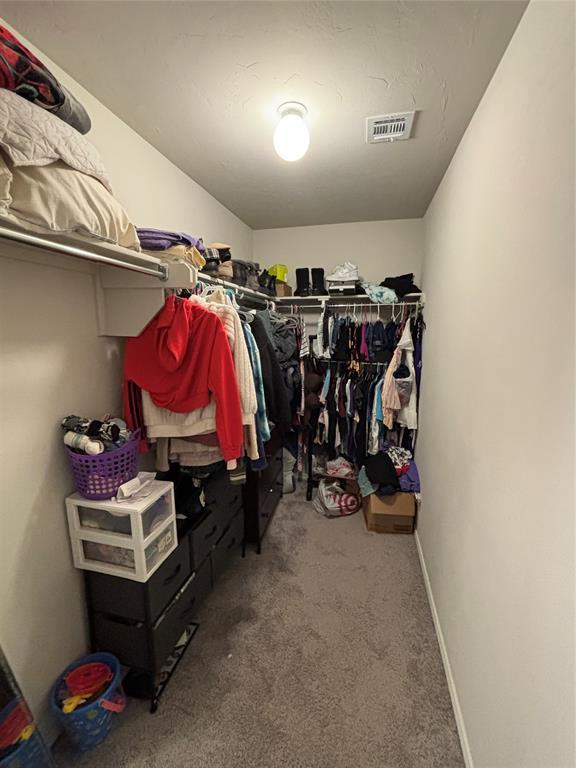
[417,3,575,767]
[253,219,424,286]
[0,18,252,737]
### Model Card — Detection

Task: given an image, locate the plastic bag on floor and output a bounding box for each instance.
[283,448,296,494]
[313,479,360,518]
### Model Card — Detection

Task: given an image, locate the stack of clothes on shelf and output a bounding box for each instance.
[122,290,301,520]
[137,228,207,269]
[202,239,263,293]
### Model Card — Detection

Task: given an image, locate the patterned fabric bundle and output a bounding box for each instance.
[0,25,91,133]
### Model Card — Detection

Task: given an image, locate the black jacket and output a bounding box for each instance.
[249,316,292,428]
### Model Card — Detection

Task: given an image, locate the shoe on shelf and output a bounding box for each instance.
[326,261,359,282]
[294,267,311,297]
[311,267,326,296]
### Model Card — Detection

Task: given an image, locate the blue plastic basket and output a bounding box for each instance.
[50,653,125,752]
[0,729,52,768]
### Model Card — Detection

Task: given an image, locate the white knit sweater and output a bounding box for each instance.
[142,292,259,459]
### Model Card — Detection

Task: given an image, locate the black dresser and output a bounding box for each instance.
[84,469,243,712]
[244,429,283,553]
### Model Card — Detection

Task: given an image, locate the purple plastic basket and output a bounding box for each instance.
[66,430,140,500]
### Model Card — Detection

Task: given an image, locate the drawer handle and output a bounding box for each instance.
[162,563,182,585]
[180,596,196,619]
[204,524,218,541]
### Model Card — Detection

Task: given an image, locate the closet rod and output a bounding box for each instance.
[284,301,421,310]
[197,272,274,303]
[0,225,169,280]
[317,358,387,366]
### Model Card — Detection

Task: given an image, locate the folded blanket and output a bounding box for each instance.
[0,89,108,189]
[137,227,205,253]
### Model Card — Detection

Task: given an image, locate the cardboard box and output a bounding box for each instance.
[275,280,293,297]
[363,492,416,534]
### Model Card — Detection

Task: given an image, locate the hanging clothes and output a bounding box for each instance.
[395,321,418,430]
[124,295,243,461]
[247,315,292,428]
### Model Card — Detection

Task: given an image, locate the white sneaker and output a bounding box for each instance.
[326,262,359,282]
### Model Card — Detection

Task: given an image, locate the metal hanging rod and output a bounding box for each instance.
[318,301,421,310]
[197,272,275,303]
[317,358,387,366]
[0,225,169,280]
[280,301,422,311]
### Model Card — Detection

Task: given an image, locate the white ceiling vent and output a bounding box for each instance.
[366,111,416,143]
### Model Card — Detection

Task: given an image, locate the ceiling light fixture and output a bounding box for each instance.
[273,102,309,162]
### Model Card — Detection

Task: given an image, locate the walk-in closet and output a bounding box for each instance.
[0,2,573,767]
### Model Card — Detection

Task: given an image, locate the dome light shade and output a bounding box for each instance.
[273,102,309,162]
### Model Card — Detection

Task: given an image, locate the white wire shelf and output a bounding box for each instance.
[275,292,425,308]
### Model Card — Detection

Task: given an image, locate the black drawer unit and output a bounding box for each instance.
[87,536,191,624]
[90,556,211,672]
[211,510,244,583]
[85,478,245,713]
[244,429,283,553]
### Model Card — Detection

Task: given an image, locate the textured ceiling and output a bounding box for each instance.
[1,1,526,229]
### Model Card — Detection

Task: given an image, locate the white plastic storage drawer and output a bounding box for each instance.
[76,492,171,539]
[66,481,177,582]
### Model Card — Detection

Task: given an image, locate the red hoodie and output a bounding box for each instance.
[124,295,243,461]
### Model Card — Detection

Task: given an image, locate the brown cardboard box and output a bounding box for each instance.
[275,281,293,297]
[363,492,416,534]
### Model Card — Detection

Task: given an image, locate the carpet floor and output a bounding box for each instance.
[55,487,464,768]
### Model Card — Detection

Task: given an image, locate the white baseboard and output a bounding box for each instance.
[414,531,474,768]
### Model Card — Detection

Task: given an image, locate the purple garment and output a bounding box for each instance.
[136,228,205,253]
[399,460,420,492]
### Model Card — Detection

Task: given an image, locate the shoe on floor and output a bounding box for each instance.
[326,261,359,282]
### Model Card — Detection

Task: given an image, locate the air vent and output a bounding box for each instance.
[366,111,415,143]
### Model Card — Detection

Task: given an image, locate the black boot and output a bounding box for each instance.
[311,268,325,296]
[295,268,310,297]
[258,269,270,290]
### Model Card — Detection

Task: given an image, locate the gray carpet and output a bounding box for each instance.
[55,487,463,768]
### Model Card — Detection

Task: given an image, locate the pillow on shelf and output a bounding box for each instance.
[0,88,108,188]
[0,153,139,250]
